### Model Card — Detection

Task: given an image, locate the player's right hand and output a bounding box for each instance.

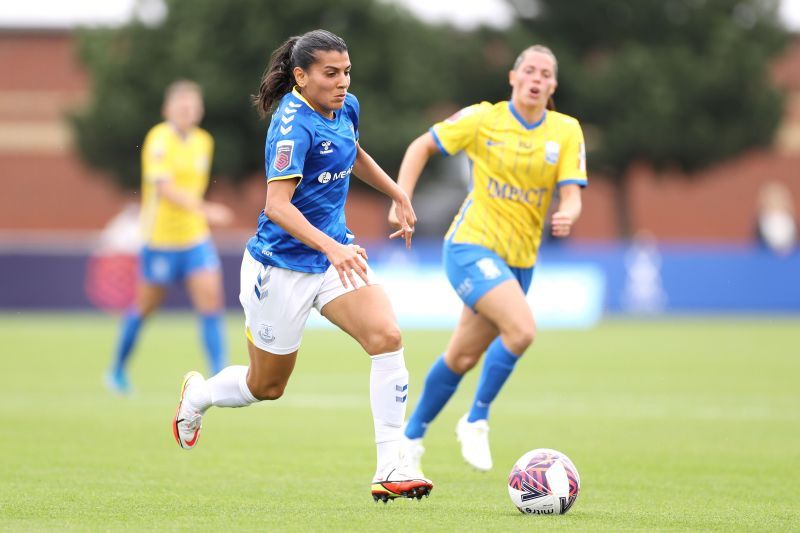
[203,202,234,226]
[388,194,416,249]
[325,242,369,289]
[388,202,400,228]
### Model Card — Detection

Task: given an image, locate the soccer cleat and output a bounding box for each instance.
[371,466,433,503]
[172,371,205,450]
[456,413,493,471]
[104,368,132,395]
[399,437,426,477]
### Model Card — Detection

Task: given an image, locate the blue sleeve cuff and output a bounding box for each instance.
[429,127,451,156]
[558,179,588,188]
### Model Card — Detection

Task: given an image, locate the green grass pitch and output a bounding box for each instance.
[1,313,798,531]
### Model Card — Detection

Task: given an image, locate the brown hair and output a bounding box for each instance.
[252,30,348,118]
[164,79,202,102]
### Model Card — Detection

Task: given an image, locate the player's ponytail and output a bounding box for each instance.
[253,36,300,118]
[252,30,348,118]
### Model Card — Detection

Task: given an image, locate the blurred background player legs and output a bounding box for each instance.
[106,279,164,393]
[106,240,228,394]
[184,246,227,376]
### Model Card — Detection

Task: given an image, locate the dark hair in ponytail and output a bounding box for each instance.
[252,29,348,118]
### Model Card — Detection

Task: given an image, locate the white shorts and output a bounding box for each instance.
[238,249,377,354]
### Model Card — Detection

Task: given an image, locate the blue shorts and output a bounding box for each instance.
[444,242,533,309]
[140,239,221,285]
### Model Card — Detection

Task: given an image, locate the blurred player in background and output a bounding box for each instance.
[105,80,233,394]
[389,45,587,472]
[172,30,432,502]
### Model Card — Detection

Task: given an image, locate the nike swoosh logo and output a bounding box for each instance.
[486,140,504,147]
[185,430,200,447]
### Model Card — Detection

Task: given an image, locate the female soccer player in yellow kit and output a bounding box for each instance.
[106,81,232,393]
[390,45,588,472]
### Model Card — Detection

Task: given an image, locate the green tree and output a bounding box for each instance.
[507,0,789,235]
[70,0,472,190]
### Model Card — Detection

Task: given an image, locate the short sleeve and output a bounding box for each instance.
[266,112,313,183]
[142,127,172,184]
[429,102,492,156]
[557,119,588,188]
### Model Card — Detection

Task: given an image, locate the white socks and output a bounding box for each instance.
[186,351,409,479]
[370,349,409,477]
[188,365,257,412]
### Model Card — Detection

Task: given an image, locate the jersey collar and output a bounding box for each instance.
[291,87,315,110]
[291,87,339,121]
[508,101,546,130]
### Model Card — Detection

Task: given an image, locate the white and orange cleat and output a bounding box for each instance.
[172,371,205,450]
[371,465,433,503]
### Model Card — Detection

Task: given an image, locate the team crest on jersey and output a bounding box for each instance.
[257,323,276,345]
[274,140,294,171]
[445,105,477,124]
[545,141,560,165]
[320,140,333,154]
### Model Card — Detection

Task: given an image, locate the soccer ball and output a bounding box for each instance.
[507,448,580,515]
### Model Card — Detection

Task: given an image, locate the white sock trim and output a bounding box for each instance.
[238,368,258,404]
[370,348,405,370]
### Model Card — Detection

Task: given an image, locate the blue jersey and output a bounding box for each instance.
[246,88,360,273]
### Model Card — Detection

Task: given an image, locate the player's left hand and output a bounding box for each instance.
[389,193,417,249]
[349,243,368,262]
[551,211,573,237]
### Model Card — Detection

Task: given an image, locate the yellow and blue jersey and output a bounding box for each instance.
[246,88,360,273]
[432,101,588,268]
[140,122,213,248]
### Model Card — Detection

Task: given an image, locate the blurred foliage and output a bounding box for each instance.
[70,0,506,190]
[505,0,789,232]
[71,0,790,237]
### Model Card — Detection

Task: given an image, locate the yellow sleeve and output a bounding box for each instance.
[557,118,588,187]
[142,126,172,184]
[430,102,492,156]
[202,129,214,176]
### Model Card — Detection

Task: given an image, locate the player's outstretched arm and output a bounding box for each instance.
[388,132,439,228]
[352,144,417,248]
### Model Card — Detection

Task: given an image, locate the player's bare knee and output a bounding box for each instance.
[363,325,402,355]
[138,305,157,318]
[447,351,480,374]
[197,303,222,315]
[251,383,285,401]
[505,326,536,355]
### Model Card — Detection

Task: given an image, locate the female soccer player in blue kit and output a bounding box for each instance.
[172,30,432,502]
[390,45,588,472]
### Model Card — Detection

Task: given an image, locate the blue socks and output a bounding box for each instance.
[200,313,226,375]
[111,311,143,375]
[468,338,520,422]
[405,355,463,440]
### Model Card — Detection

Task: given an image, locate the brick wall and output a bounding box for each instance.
[1,30,798,242]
